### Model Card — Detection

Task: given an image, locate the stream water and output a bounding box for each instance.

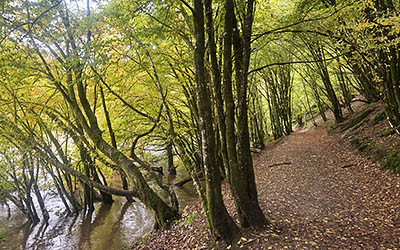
[0,166,197,250]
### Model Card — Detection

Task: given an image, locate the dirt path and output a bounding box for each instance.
[251,127,400,249]
[137,125,400,249]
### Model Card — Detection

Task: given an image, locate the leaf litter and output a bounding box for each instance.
[136,115,400,249]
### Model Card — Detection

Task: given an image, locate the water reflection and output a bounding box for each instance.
[0,197,154,250]
[0,164,198,250]
[166,165,198,211]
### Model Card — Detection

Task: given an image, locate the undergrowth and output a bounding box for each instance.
[337,104,400,174]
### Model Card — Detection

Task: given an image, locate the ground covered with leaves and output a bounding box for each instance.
[136,107,400,249]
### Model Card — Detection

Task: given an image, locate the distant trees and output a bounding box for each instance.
[292,0,400,128]
[260,51,294,139]
[251,0,399,135]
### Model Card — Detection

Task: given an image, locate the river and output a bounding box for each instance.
[0,165,197,250]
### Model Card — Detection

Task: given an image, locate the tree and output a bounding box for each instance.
[192,0,238,243]
[225,0,269,228]
[0,0,178,229]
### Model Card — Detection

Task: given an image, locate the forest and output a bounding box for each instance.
[1,0,400,249]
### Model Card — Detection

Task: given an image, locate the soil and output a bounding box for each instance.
[135,103,400,249]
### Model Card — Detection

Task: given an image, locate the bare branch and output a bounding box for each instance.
[248,53,344,75]
[130,103,163,156]
[178,0,194,13]
[91,66,157,122]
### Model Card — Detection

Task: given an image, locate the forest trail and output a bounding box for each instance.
[252,126,400,249]
[137,121,400,250]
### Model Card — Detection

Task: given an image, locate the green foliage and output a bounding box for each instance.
[179,207,198,226]
[370,109,387,125]
[383,150,400,173]
[339,108,374,132]
[0,230,5,242]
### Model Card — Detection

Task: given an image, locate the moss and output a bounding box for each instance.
[351,137,387,162]
[349,135,400,174]
[327,124,338,136]
[370,146,387,162]
[382,149,400,173]
[0,230,5,242]
[349,136,369,152]
[370,109,386,124]
[377,128,396,137]
[355,138,372,152]
[350,119,367,132]
[350,138,361,147]
[342,105,400,174]
[339,108,374,132]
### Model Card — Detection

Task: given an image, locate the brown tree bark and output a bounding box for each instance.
[229,0,269,228]
[204,0,229,177]
[100,85,131,202]
[222,0,237,186]
[193,0,237,243]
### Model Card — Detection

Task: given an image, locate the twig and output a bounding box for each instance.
[268,162,291,168]
[250,148,262,153]
[249,54,344,75]
[341,164,355,169]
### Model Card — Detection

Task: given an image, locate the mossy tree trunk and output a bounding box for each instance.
[204,0,229,178]
[193,0,238,243]
[100,85,132,202]
[229,0,269,228]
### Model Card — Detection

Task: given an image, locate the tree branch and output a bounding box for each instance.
[248,53,344,75]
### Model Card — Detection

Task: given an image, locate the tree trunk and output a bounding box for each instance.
[193,0,237,243]
[302,80,317,126]
[222,0,237,186]
[33,162,49,223]
[313,44,343,123]
[204,0,229,177]
[165,143,175,175]
[231,0,268,228]
[336,60,353,113]
[144,49,177,175]
[45,163,72,214]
